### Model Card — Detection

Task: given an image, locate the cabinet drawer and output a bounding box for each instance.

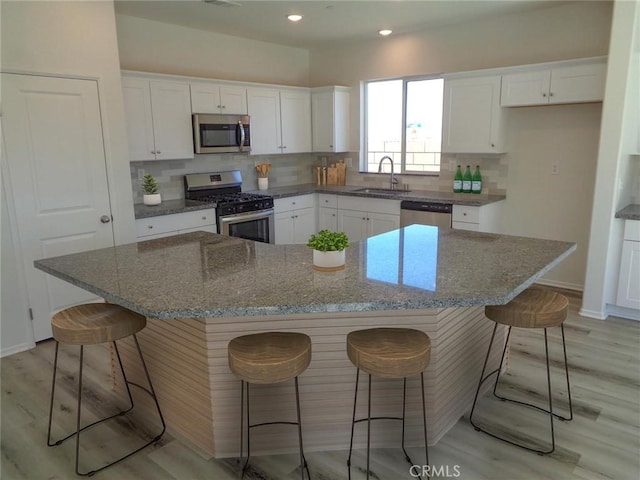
[337,196,400,215]
[623,220,640,242]
[318,194,338,208]
[452,205,480,224]
[274,194,315,212]
[136,208,216,238]
[452,221,480,232]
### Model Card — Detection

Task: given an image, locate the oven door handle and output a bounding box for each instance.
[219,209,274,225]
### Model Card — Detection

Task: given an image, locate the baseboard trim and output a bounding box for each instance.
[607,304,640,321]
[1,342,36,358]
[535,279,583,292]
[579,308,608,320]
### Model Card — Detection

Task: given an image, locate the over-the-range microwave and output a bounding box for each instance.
[193,114,251,154]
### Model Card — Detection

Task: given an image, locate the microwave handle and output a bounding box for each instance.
[236,121,245,152]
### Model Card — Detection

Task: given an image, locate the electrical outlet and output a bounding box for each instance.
[551,163,559,175]
[137,168,146,180]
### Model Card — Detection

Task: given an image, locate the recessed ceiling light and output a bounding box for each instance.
[379,29,393,36]
[287,14,303,22]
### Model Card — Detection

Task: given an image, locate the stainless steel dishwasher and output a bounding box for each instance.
[400,201,452,228]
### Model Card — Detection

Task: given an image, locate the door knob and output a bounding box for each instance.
[100,215,111,223]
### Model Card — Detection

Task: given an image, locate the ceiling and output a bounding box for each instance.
[114,0,573,50]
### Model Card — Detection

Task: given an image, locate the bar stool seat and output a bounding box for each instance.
[346,328,431,480]
[470,287,573,455]
[229,331,311,384]
[47,303,165,476]
[228,332,312,480]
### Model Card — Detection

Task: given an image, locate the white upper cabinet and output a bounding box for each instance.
[312,86,350,152]
[442,75,506,154]
[501,60,606,107]
[280,90,312,154]
[247,87,311,155]
[122,76,193,161]
[190,82,247,114]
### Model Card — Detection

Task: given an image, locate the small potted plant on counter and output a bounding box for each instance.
[307,229,350,272]
[142,173,161,206]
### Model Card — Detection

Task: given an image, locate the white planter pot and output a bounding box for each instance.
[312,249,346,272]
[143,193,161,206]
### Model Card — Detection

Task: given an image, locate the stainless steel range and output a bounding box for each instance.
[184,170,274,243]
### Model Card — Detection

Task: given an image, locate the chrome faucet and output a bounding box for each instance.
[378,156,399,190]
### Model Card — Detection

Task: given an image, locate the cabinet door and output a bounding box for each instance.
[219,86,247,114]
[549,63,606,104]
[190,83,222,114]
[280,90,311,153]
[500,70,551,106]
[274,211,294,245]
[442,75,505,154]
[122,77,156,161]
[319,207,338,231]
[247,88,282,155]
[367,212,400,237]
[338,209,367,242]
[293,207,316,244]
[149,80,194,160]
[616,240,640,309]
[312,91,334,152]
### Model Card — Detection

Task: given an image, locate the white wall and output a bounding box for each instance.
[1,0,135,354]
[115,14,310,86]
[1,0,135,245]
[308,1,612,291]
[582,0,640,319]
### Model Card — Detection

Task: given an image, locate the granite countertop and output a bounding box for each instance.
[615,204,640,221]
[134,185,506,219]
[134,198,215,219]
[35,226,575,319]
[247,183,507,206]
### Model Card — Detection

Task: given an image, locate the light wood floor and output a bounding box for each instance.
[2,288,639,479]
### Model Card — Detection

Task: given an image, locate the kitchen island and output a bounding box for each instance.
[35,225,575,458]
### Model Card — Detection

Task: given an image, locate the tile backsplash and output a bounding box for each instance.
[130,153,316,203]
[130,152,507,203]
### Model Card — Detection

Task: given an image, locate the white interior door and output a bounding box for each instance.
[2,73,115,341]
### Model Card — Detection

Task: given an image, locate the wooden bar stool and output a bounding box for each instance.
[228,332,312,480]
[346,327,431,480]
[470,287,573,455]
[47,303,166,476]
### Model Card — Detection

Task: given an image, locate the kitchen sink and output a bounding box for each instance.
[352,188,411,194]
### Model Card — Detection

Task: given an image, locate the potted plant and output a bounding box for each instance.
[142,173,161,206]
[307,230,350,271]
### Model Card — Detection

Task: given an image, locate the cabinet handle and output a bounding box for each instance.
[221,105,226,109]
[202,216,207,220]
[148,225,153,229]
[330,144,333,148]
[549,92,554,97]
[217,105,221,108]
[490,143,495,148]
[332,213,336,217]
[463,212,467,216]
[156,150,161,154]
[542,93,547,97]
[151,150,156,154]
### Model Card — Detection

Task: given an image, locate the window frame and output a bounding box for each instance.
[362,74,444,176]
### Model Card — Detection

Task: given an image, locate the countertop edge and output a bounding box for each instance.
[134,184,507,219]
[615,204,640,221]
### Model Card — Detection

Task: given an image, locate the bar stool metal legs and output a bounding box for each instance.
[469,323,573,455]
[347,369,429,480]
[239,377,310,480]
[47,335,166,476]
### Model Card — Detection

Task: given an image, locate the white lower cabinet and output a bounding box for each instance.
[616,220,640,310]
[452,201,504,233]
[337,197,400,242]
[135,208,217,240]
[318,194,338,231]
[274,194,316,244]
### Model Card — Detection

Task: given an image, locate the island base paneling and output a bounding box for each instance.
[115,307,505,458]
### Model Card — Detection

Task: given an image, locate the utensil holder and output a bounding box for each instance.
[258,178,269,190]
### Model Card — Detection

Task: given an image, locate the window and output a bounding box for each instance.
[364,77,444,174]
